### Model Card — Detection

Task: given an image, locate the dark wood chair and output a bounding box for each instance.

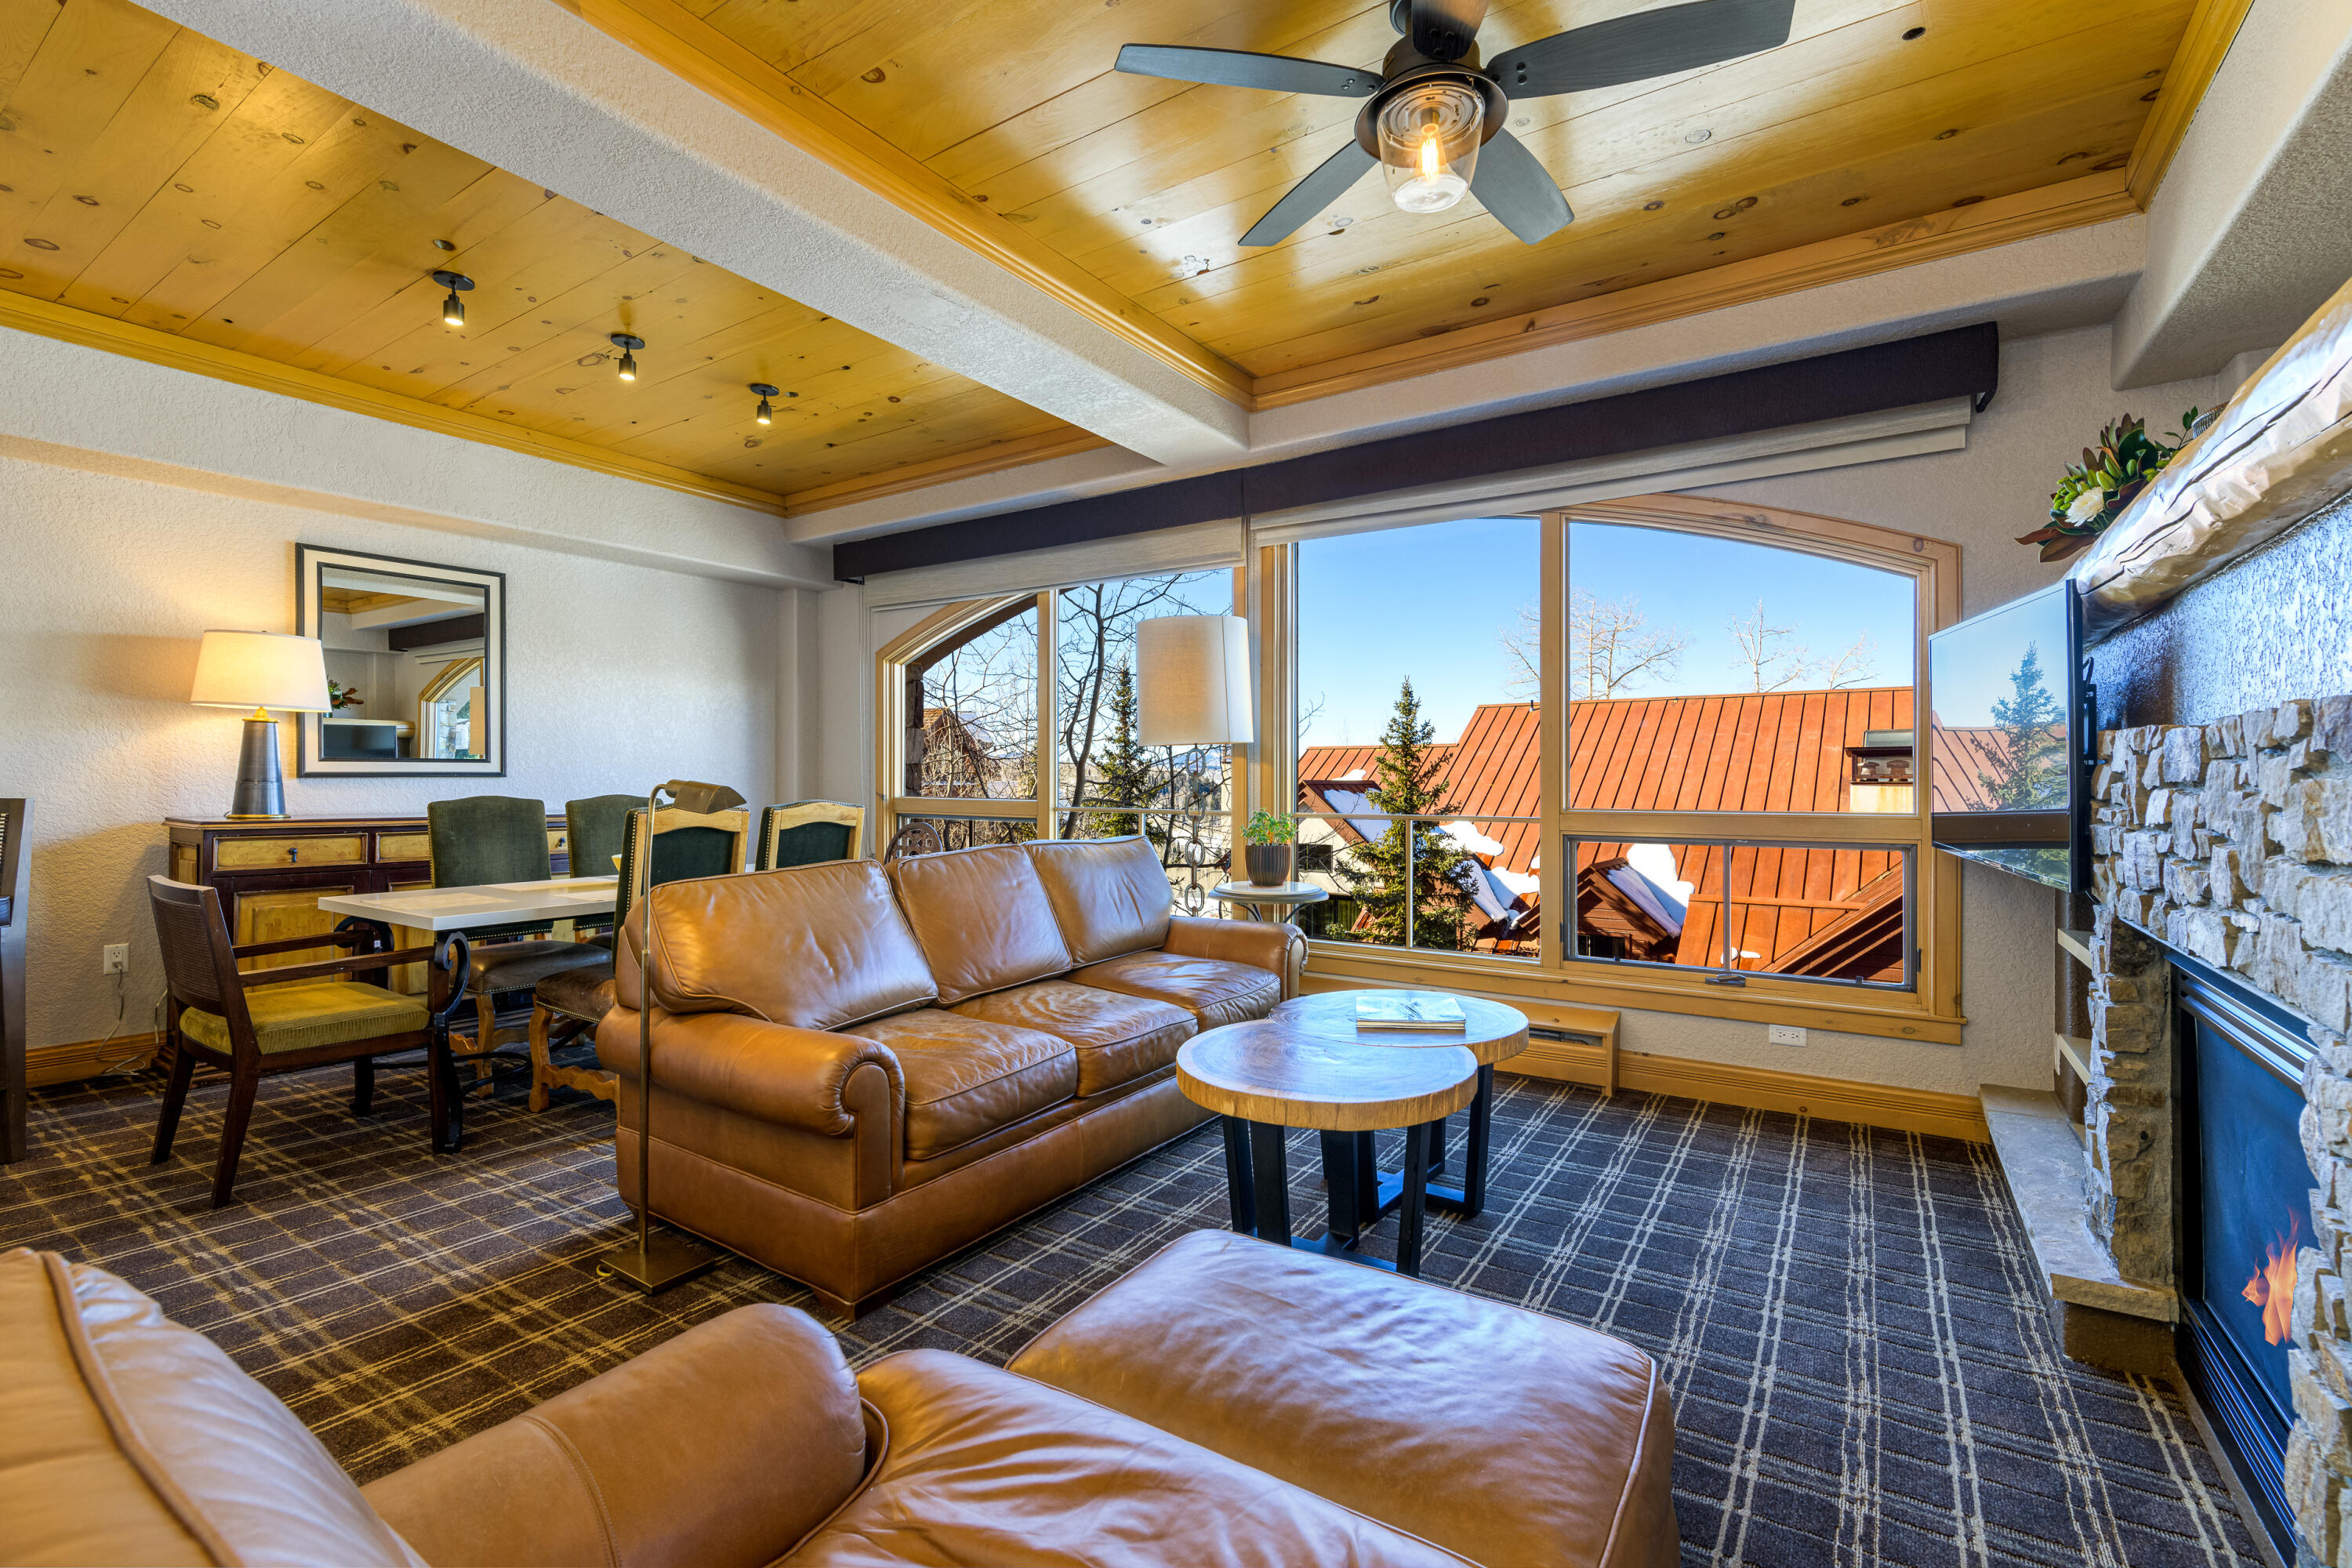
[565,793,638,948]
[1,799,26,1163]
[426,795,606,1083]
[528,802,748,1112]
[755,800,865,869]
[146,876,469,1205]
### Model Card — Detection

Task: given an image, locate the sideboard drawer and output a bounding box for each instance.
[377,832,431,863]
[215,834,369,869]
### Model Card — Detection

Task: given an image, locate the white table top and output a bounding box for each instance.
[1210,880,1330,905]
[315,877,618,931]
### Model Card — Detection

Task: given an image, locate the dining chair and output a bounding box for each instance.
[528,800,750,1112]
[755,800,865,870]
[427,795,607,1085]
[564,793,638,946]
[1,799,27,1164]
[146,877,467,1204]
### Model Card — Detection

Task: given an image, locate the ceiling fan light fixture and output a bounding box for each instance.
[430,269,473,328]
[750,382,779,424]
[610,332,644,381]
[1377,81,1481,215]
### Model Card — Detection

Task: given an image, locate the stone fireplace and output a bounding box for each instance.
[2085,697,2352,1563]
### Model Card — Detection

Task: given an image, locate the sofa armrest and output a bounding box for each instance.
[596,1009,902,1136]
[363,1306,867,1568]
[1009,1230,1677,1568]
[1161,914,1305,1000]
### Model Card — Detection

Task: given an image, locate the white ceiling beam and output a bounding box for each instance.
[2114,0,2352,387]
[139,0,1249,467]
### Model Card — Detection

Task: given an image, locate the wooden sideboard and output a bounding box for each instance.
[165,814,573,995]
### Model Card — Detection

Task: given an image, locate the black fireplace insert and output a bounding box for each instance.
[2174,949,2314,1559]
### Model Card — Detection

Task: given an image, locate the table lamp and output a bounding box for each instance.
[189,631,331,820]
[598,778,746,1294]
[1138,615,1255,911]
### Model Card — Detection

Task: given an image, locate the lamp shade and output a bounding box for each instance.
[189,631,331,713]
[1137,615,1254,746]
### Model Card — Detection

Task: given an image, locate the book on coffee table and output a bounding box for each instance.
[1354,994,1467,1032]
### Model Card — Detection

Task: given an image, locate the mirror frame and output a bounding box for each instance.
[294,543,507,778]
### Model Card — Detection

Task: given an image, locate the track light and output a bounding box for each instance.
[750,383,779,424]
[431,270,474,328]
[610,332,644,381]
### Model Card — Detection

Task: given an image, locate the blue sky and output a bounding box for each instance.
[1297,517,1918,750]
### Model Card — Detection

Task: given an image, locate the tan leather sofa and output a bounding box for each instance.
[598,836,1305,1316]
[0,1231,1678,1567]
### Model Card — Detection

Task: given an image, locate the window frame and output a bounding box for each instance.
[1265,494,1965,1046]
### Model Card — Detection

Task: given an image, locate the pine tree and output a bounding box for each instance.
[1980,641,2067,809]
[1339,680,1473,949]
[1085,664,1162,850]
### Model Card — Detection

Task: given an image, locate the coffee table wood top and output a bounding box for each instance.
[1272,990,1531,1068]
[1178,1021,1477,1131]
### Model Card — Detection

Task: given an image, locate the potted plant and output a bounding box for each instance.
[1242,811,1296,887]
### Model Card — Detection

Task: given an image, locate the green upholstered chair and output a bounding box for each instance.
[426,796,605,1079]
[528,803,750,1112]
[564,793,638,946]
[146,877,458,1206]
[755,800,865,870]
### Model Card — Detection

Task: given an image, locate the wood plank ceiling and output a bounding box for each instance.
[0,0,1080,510]
[677,0,2197,381]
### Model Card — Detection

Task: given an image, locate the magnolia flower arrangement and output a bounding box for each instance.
[328,680,364,713]
[2017,409,2205,562]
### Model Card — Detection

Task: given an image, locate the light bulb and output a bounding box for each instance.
[750,383,780,425]
[611,333,644,381]
[1377,81,1480,216]
[441,290,465,327]
[756,397,772,424]
[616,352,637,381]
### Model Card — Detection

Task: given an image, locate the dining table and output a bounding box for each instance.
[315,877,619,1149]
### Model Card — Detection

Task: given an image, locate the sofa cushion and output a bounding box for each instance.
[1065,950,1281,1030]
[634,861,936,1030]
[1010,1231,1680,1568]
[951,980,1195,1097]
[1024,836,1173,965]
[888,845,1073,1004]
[787,1350,1474,1567]
[840,1010,1077,1160]
[0,1247,423,1568]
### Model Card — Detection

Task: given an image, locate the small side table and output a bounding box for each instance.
[1178,1020,1477,1277]
[1272,990,1529,1224]
[1210,879,1330,922]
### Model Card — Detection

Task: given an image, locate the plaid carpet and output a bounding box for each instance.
[0,1052,2263,1568]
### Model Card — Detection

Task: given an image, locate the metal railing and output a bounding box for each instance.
[1289,812,1542,956]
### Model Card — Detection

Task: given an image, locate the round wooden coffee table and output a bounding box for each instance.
[1272,991,1529,1221]
[1178,1019,1476,1277]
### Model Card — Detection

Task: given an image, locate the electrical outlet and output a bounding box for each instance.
[1768,1024,1806,1047]
[101,943,129,975]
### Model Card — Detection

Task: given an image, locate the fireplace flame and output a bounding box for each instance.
[2243,1214,2302,1347]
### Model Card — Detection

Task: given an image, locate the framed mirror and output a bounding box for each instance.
[295,544,506,778]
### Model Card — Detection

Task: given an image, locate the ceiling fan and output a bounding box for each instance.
[1116,0,1795,246]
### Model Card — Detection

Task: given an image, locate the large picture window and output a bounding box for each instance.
[881,568,1238,911]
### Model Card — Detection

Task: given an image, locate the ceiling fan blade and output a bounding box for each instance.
[1115,45,1378,97]
[1407,0,1487,61]
[1488,0,1795,98]
[1470,127,1573,244]
[1240,140,1380,247]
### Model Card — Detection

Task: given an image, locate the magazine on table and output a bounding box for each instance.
[1354,994,1467,1032]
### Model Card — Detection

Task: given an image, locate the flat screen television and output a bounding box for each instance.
[1926,580,2087,895]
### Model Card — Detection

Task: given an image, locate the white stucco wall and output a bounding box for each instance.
[1,450,785,1053]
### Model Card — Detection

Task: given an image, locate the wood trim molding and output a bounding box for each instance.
[564,0,1254,410]
[28,1033,160,1088]
[2126,0,2260,207]
[1509,1044,1988,1143]
[1251,171,2138,408]
[0,289,787,514]
[785,428,1111,516]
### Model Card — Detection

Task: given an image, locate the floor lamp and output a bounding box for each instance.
[597,779,744,1294]
[1137,616,1256,895]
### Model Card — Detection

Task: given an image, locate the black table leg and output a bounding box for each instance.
[1425,1112,1449,1178]
[1319,1130,1372,1243]
[1220,1116,1254,1232]
[428,1027,464,1154]
[1458,1062,1495,1218]
[1396,1121,1430,1277]
[1248,1120,1292,1243]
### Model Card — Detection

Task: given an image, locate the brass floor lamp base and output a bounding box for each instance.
[596,1229,723,1294]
